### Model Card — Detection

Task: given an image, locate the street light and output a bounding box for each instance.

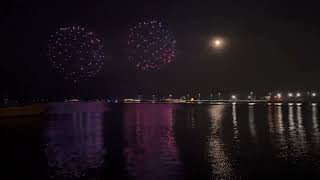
[312,93,317,97]
[288,93,293,97]
[218,92,221,100]
[231,95,237,100]
[296,93,301,97]
[249,92,253,100]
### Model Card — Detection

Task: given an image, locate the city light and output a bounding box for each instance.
[56,91,320,104]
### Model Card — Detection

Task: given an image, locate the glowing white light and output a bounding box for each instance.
[215,40,221,46]
[296,93,301,97]
[312,93,317,97]
[232,95,237,99]
[288,93,293,97]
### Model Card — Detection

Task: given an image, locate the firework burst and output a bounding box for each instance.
[127,20,176,71]
[48,25,104,82]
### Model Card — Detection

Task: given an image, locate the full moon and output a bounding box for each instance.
[210,38,224,49]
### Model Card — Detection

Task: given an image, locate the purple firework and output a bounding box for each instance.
[128,20,176,71]
[48,25,104,83]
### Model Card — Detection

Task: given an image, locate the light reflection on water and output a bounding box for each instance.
[45,102,107,179]
[123,104,182,180]
[312,107,320,145]
[274,106,287,158]
[289,106,307,158]
[232,104,239,146]
[248,106,257,143]
[297,106,307,155]
[207,105,235,179]
[2,102,320,179]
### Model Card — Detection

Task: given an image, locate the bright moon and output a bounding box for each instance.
[210,38,224,48]
[215,40,221,46]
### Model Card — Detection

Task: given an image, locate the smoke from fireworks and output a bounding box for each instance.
[48,25,104,82]
[127,20,176,71]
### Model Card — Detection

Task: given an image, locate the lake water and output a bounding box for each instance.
[1,102,320,179]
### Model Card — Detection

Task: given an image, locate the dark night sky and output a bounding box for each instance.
[1,0,320,99]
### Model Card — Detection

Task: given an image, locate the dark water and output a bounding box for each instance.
[1,102,320,179]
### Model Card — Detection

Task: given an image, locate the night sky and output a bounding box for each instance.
[2,0,320,99]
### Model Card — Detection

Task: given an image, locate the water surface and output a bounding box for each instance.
[1,102,320,179]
